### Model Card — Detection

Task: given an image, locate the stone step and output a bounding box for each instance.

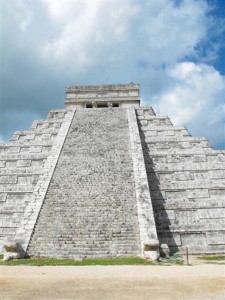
[136,107,156,116]
[137,114,171,121]
[0,153,48,161]
[142,129,190,138]
[138,116,173,127]
[147,163,225,172]
[31,119,63,130]
[0,174,39,184]
[0,121,61,148]
[146,142,211,151]
[143,148,217,156]
[163,218,225,232]
[154,153,213,163]
[145,153,225,165]
[152,196,225,210]
[0,141,54,148]
[141,125,187,131]
[0,184,36,193]
[13,128,60,136]
[149,178,225,190]
[148,170,225,182]
[144,137,210,146]
[0,168,42,175]
[0,191,32,201]
[0,145,53,155]
[27,108,140,258]
[47,110,68,120]
[0,213,24,224]
[145,135,213,144]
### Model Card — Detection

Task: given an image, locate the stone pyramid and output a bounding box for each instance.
[0,83,224,259]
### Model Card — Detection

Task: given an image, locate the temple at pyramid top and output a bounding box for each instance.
[65,83,140,108]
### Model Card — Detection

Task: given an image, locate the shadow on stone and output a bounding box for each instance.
[138,121,179,255]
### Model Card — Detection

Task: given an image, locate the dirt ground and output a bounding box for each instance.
[1,264,224,300]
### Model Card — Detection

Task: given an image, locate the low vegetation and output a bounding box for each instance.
[199,255,225,261]
[2,254,225,266]
[0,257,158,266]
[0,254,184,266]
[198,255,225,265]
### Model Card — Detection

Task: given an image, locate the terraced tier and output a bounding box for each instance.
[137,107,225,254]
[0,109,72,252]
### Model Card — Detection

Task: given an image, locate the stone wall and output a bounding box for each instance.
[28,108,141,259]
[0,110,72,252]
[1,101,224,257]
[137,107,225,254]
[65,83,140,108]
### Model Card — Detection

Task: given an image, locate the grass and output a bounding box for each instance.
[2,254,224,266]
[0,254,3,259]
[0,252,185,266]
[0,256,158,266]
[203,261,225,265]
[198,255,225,261]
[198,255,225,265]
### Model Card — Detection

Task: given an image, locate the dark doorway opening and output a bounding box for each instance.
[97,103,108,108]
[86,104,93,108]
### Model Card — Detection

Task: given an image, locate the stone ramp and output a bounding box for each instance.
[137,107,225,254]
[0,110,70,252]
[28,108,141,258]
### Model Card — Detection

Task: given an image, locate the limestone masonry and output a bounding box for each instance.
[0,83,224,259]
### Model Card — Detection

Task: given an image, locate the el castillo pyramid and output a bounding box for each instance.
[0,83,224,259]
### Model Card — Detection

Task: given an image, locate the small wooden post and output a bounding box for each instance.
[186,247,189,266]
[37,252,40,267]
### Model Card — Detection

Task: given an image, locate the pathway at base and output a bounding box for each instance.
[1,265,224,300]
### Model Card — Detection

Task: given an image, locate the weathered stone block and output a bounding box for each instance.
[0,193,7,202]
[0,161,6,168]
[17,160,32,167]
[206,231,225,245]
[181,234,207,247]
[198,208,225,219]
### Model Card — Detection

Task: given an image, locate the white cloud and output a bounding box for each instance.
[18,0,33,31]
[1,0,224,148]
[40,0,140,69]
[2,0,33,31]
[40,0,210,69]
[154,62,225,126]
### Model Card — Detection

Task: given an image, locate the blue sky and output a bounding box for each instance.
[0,0,224,149]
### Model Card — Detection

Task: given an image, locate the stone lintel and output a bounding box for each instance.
[66,83,140,92]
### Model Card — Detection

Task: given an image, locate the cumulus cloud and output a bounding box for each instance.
[0,0,224,148]
[155,62,225,125]
[1,0,33,31]
[40,0,140,69]
[18,0,33,31]
[40,0,210,69]
[152,61,225,148]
